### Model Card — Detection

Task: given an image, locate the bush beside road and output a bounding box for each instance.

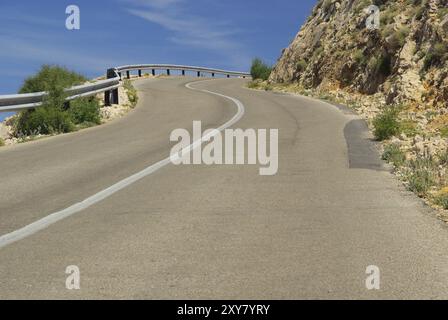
[0,65,140,147]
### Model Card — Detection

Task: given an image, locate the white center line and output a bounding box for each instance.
[0,79,245,249]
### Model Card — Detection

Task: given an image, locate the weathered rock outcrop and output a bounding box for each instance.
[270,0,448,109]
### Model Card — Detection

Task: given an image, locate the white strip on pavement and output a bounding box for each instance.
[0,79,245,249]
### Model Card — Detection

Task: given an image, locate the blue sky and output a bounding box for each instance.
[0,0,316,118]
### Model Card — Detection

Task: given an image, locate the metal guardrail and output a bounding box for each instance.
[0,77,120,112]
[115,64,251,78]
[0,64,251,112]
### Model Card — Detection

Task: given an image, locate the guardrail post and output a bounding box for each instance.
[106,68,119,106]
[112,87,119,105]
[167,69,170,76]
[0,66,250,113]
[105,91,111,106]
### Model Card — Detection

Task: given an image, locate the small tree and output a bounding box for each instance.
[250,58,272,81]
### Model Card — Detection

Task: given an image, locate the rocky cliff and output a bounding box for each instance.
[270,0,448,109]
[266,0,448,217]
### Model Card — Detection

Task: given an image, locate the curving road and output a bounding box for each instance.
[1,77,448,299]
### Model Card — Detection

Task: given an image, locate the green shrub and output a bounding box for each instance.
[321,0,333,11]
[247,80,262,89]
[250,58,272,81]
[0,138,5,147]
[14,65,101,136]
[423,42,448,71]
[441,127,448,138]
[386,27,410,51]
[15,105,75,135]
[381,10,395,25]
[415,6,425,20]
[438,7,448,20]
[381,24,395,39]
[296,60,307,73]
[353,49,367,66]
[313,46,324,59]
[399,120,420,137]
[373,107,400,141]
[68,98,101,125]
[123,80,139,108]
[406,156,437,196]
[438,149,448,166]
[378,54,392,76]
[435,193,448,209]
[382,144,406,167]
[19,65,86,94]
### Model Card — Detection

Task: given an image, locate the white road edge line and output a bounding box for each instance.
[0,79,245,249]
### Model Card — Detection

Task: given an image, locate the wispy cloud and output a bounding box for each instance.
[123,0,183,9]
[122,0,250,69]
[0,36,120,73]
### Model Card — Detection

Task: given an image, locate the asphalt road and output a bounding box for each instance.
[1,77,448,299]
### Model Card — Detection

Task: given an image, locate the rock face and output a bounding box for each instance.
[270,0,448,109]
[0,123,8,140]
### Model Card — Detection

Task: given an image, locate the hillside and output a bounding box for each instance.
[266,0,448,216]
[271,0,448,108]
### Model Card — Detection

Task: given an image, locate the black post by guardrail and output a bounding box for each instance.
[0,64,250,113]
[105,68,119,106]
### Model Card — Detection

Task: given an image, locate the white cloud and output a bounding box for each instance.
[0,35,120,74]
[124,0,184,9]
[123,0,250,69]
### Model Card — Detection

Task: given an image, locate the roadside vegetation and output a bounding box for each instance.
[382,144,448,209]
[435,189,448,210]
[123,80,139,108]
[372,107,401,141]
[245,79,448,215]
[423,42,448,72]
[372,106,423,141]
[382,143,406,167]
[441,127,448,138]
[14,65,101,136]
[244,0,448,220]
[372,106,448,208]
[0,137,4,147]
[250,58,272,81]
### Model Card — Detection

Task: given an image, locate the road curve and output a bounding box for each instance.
[1,77,448,299]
